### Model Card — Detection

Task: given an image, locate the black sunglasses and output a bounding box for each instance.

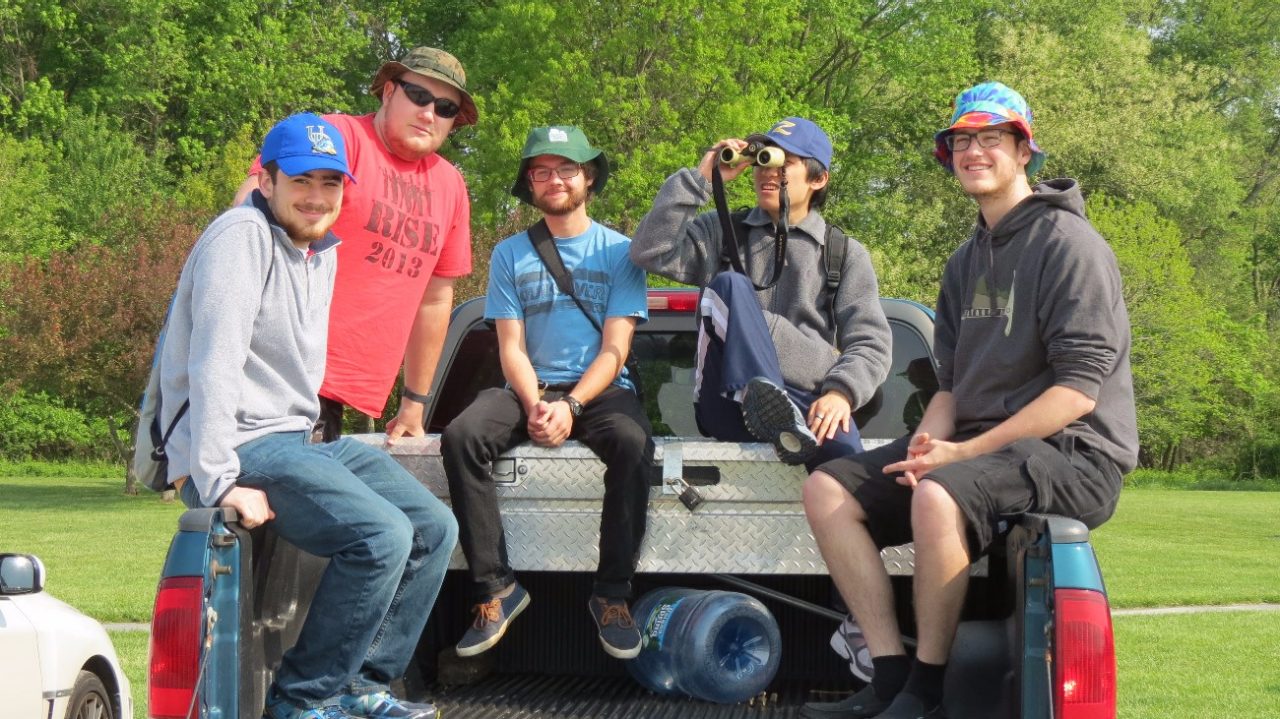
[392,78,462,119]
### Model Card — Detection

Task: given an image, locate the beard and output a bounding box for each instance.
[277,205,337,243]
[533,185,589,216]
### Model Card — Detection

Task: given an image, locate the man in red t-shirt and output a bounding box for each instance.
[235,47,475,443]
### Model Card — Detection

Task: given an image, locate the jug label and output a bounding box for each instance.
[641,597,685,650]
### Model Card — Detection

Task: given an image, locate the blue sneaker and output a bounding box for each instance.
[264,693,353,719]
[742,377,818,465]
[588,595,641,659]
[455,582,530,657]
[340,690,437,719]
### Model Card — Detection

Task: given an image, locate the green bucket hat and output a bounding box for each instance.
[510,126,610,206]
[369,46,478,126]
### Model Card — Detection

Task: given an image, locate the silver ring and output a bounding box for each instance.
[815,414,826,420]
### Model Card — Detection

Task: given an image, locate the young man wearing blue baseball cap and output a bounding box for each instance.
[632,117,892,467]
[442,125,651,661]
[162,113,458,719]
[801,82,1137,719]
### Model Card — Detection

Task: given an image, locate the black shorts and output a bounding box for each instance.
[815,432,1122,560]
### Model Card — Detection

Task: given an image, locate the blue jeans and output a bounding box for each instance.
[181,432,458,707]
[694,272,862,467]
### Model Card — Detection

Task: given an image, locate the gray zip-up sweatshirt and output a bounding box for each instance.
[631,168,891,408]
[160,192,340,507]
[935,178,1138,473]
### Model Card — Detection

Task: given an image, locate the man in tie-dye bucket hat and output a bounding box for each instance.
[933,80,1046,178]
[800,82,1137,719]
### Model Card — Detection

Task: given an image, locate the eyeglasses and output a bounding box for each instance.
[945,128,1016,152]
[527,164,583,182]
[392,78,462,119]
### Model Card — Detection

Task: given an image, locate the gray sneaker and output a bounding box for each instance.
[588,596,641,659]
[456,582,530,657]
[742,377,818,465]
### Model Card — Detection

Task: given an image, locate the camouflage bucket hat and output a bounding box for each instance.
[369,46,478,126]
[510,125,610,206]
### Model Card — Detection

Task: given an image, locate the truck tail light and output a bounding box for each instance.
[648,290,699,312]
[1053,588,1116,719]
[149,576,203,719]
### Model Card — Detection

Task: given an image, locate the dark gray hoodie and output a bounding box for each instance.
[935,178,1138,473]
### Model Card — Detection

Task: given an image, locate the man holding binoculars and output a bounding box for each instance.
[632,117,891,467]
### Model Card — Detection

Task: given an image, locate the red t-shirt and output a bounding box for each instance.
[254,113,472,416]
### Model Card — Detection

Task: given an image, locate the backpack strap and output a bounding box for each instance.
[823,222,847,349]
[151,399,189,461]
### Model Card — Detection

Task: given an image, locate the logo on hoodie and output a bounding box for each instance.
[962,273,1016,335]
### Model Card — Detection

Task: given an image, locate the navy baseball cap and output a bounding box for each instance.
[746,117,833,170]
[261,113,355,182]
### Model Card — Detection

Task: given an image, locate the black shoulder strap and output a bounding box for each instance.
[711,162,786,290]
[526,219,645,398]
[823,223,847,349]
[527,219,602,333]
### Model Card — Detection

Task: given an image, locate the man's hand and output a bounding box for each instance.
[808,390,853,445]
[698,139,754,184]
[883,432,971,488]
[219,486,275,529]
[385,399,427,446]
[528,399,573,447]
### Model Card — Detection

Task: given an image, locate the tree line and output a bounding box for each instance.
[1,0,1278,478]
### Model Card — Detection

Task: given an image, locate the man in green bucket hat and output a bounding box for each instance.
[442,126,653,661]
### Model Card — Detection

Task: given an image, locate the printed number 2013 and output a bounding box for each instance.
[365,242,423,277]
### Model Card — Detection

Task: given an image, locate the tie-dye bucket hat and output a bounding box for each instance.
[934,81,1046,178]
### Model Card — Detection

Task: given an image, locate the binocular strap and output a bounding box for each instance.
[712,162,786,291]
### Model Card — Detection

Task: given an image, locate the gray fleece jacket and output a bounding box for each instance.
[935,178,1138,473]
[631,168,892,408]
[159,192,340,507]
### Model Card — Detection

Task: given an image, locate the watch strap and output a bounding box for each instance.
[401,386,433,404]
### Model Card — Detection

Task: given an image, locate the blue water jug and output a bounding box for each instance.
[626,587,782,704]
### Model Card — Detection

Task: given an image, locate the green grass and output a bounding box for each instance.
[1115,610,1280,718]
[1124,467,1280,491]
[0,473,184,622]
[109,630,150,719]
[1092,489,1280,608]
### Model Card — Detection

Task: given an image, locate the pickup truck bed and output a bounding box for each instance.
[147,290,1117,719]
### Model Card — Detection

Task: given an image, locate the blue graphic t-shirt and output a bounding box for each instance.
[485,221,648,390]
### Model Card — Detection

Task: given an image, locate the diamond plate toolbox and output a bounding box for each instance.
[358,435,931,576]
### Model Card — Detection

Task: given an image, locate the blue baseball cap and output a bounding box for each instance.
[747,117,833,170]
[261,113,355,182]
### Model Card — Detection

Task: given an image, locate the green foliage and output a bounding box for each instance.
[1,0,1280,472]
[0,390,112,459]
[0,131,67,258]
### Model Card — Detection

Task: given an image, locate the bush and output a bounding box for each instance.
[0,390,114,460]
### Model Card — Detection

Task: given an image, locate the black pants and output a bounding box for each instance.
[441,385,654,599]
[818,431,1122,560]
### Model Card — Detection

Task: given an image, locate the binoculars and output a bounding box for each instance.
[718,142,785,168]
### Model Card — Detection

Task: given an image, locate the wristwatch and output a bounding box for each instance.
[401,386,433,405]
[560,395,584,417]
